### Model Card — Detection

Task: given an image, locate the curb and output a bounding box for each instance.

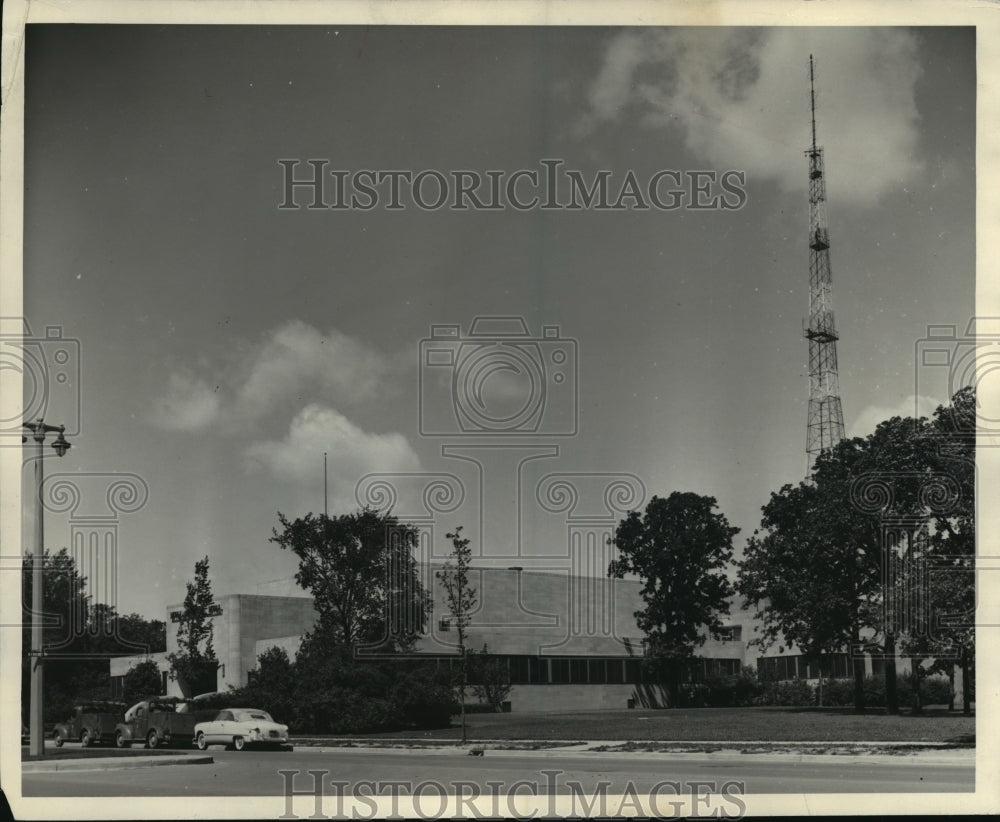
[285,740,975,761]
[22,754,214,773]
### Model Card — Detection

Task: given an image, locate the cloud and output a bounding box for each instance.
[244,403,421,507]
[233,320,390,421]
[151,371,221,431]
[848,394,941,438]
[151,320,395,431]
[582,28,923,206]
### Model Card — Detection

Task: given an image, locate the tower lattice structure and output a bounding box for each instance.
[805,55,845,470]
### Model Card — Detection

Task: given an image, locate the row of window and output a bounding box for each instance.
[432,655,741,686]
[756,653,856,682]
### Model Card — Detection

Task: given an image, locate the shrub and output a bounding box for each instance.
[123,659,163,701]
[703,668,762,707]
[390,666,459,730]
[755,679,814,706]
[920,675,953,705]
[817,678,855,707]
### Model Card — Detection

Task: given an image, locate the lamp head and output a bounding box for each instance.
[51,429,70,457]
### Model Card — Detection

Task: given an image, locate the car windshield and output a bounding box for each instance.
[234,710,273,722]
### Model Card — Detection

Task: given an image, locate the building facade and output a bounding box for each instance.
[111,563,914,711]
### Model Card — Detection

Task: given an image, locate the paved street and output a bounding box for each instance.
[21,745,974,801]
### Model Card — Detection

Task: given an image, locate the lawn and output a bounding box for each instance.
[330,707,974,744]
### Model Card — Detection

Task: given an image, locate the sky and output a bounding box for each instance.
[19,24,975,621]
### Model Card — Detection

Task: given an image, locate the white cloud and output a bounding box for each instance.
[151,320,394,431]
[150,371,221,431]
[233,320,389,421]
[848,394,941,438]
[583,28,923,206]
[244,404,421,508]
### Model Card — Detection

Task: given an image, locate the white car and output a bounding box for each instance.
[193,708,290,751]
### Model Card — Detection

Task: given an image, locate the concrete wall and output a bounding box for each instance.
[507,684,638,713]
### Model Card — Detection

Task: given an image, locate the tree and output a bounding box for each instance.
[608,493,738,706]
[271,509,431,658]
[897,387,976,714]
[21,548,106,723]
[436,526,476,742]
[123,659,163,701]
[242,646,297,724]
[738,388,977,715]
[738,476,879,712]
[166,556,218,697]
[469,644,512,712]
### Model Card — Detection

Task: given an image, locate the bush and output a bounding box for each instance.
[817,678,855,707]
[921,675,953,705]
[389,666,459,730]
[674,683,708,708]
[703,668,762,707]
[755,679,814,706]
[123,659,163,701]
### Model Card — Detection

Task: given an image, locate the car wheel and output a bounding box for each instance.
[115,731,127,748]
[196,732,208,751]
[147,730,159,749]
[80,729,92,748]
[53,732,64,748]
[233,736,245,751]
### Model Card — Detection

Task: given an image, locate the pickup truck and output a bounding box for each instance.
[114,698,218,749]
[53,702,126,747]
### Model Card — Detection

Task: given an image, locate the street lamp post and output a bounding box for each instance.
[23,419,71,758]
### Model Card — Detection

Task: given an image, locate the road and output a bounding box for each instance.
[20,745,974,807]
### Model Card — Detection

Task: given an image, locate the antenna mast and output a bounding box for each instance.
[804,54,846,472]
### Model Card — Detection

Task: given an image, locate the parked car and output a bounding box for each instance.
[193,708,290,751]
[52,702,126,747]
[114,698,217,749]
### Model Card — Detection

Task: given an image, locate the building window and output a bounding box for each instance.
[438,617,451,631]
[550,658,570,684]
[588,659,607,685]
[712,626,742,642]
[606,660,624,684]
[570,659,588,684]
[160,671,168,694]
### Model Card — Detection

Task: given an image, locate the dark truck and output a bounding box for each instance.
[53,701,126,747]
[114,698,218,749]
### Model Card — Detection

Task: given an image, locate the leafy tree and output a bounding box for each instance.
[470,644,512,712]
[123,659,163,701]
[738,476,879,712]
[898,386,976,714]
[271,509,431,658]
[21,548,104,723]
[608,493,738,706]
[21,549,170,721]
[242,646,297,724]
[436,526,476,741]
[738,388,977,715]
[166,556,218,696]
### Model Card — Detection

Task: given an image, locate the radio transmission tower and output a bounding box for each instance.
[804,55,845,471]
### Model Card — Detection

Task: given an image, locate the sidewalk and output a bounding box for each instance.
[288,737,975,760]
[22,753,213,773]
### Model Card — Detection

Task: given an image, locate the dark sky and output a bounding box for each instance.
[21,24,974,618]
